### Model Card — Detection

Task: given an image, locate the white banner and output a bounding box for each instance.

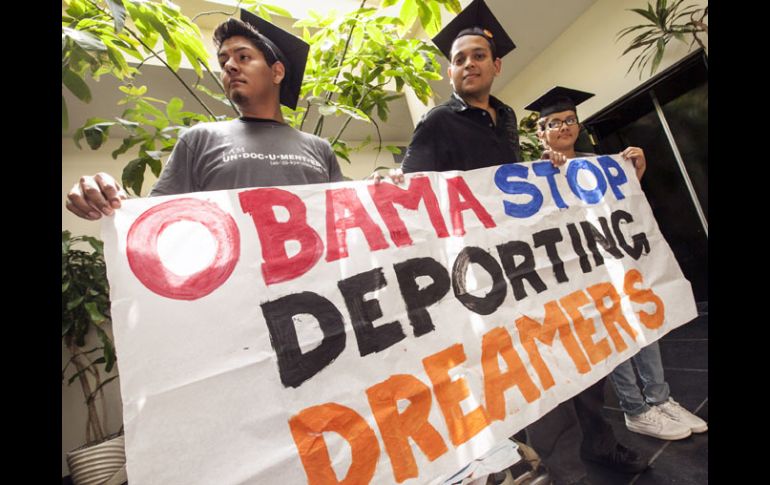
[102,156,697,485]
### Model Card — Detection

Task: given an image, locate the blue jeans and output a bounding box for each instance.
[609,341,670,416]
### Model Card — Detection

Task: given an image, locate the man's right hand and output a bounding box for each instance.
[368,167,405,185]
[541,149,568,167]
[66,172,128,220]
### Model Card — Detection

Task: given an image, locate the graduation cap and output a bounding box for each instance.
[431,0,516,61]
[525,86,594,118]
[239,9,309,109]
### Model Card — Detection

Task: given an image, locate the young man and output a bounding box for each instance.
[529,88,707,442]
[66,10,342,219]
[527,86,646,180]
[400,0,520,174]
[521,86,653,485]
[397,3,648,483]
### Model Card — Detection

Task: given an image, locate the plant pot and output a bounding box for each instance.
[66,434,126,485]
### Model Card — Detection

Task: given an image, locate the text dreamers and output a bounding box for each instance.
[103,156,697,485]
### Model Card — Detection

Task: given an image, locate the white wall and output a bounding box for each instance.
[497,0,708,119]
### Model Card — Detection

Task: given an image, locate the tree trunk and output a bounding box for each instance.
[66,339,106,444]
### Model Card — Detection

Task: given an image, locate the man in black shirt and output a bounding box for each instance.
[401,0,520,174]
[394,2,648,485]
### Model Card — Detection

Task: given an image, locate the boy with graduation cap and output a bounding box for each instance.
[400,0,522,174]
[514,86,652,485]
[67,10,342,219]
[528,88,707,442]
[525,86,646,180]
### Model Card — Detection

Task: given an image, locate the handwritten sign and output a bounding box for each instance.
[102,156,696,484]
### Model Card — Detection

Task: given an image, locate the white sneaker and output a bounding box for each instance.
[655,398,708,433]
[625,407,692,440]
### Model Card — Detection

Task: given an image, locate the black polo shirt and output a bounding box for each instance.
[401,92,521,174]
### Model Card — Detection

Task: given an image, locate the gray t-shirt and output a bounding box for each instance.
[150,118,343,196]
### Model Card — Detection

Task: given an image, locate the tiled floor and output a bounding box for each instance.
[585,304,709,485]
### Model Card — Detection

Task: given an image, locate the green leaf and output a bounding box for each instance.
[83,126,109,150]
[337,105,370,122]
[143,152,164,177]
[366,23,386,45]
[94,326,116,372]
[164,41,181,71]
[385,145,402,154]
[85,302,107,324]
[119,84,148,96]
[166,97,184,124]
[111,136,142,159]
[447,0,462,14]
[106,0,127,33]
[262,3,292,17]
[62,70,92,103]
[176,40,204,78]
[136,99,167,120]
[425,1,442,37]
[62,231,72,250]
[629,7,659,25]
[417,1,433,34]
[399,0,419,34]
[257,4,273,22]
[617,24,656,40]
[382,0,399,6]
[67,367,89,385]
[83,236,104,253]
[421,71,442,80]
[318,104,337,116]
[142,8,175,48]
[195,84,231,106]
[67,296,85,311]
[377,103,387,122]
[412,52,426,71]
[62,317,73,337]
[122,158,147,195]
[650,37,666,75]
[62,27,107,52]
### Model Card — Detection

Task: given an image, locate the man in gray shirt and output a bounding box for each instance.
[66,11,342,219]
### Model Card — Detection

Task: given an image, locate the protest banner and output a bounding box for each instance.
[102,156,697,484]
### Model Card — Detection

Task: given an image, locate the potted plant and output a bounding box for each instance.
[62,230,126,485]
[617,0,708,79]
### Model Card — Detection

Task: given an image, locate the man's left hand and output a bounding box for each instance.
[621,146,646,181]
[542,150,568,167]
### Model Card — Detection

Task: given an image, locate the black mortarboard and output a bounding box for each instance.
[431,0,516,61]
[525,86,595,118]
[240,9,309,109]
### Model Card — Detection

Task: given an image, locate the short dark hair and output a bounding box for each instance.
[454,27,497,58]
[213,18,279,66]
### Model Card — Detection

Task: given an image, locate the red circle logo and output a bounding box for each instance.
[126,198,240,300]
